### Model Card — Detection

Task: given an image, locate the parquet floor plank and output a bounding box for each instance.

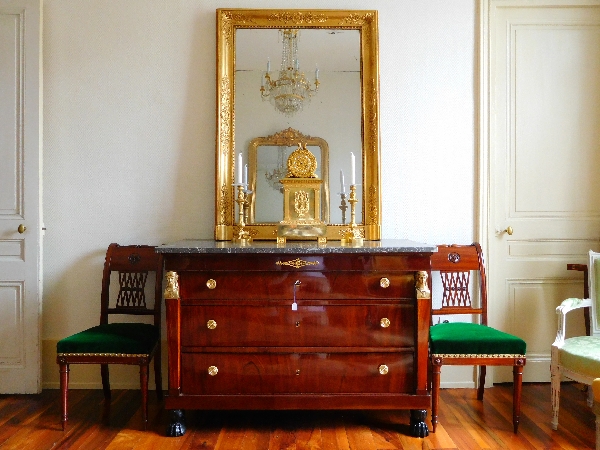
[0,383,596,450]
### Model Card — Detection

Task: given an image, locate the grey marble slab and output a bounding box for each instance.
[156,239,436,254]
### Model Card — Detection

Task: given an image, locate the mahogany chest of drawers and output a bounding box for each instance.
[157,239,435,437]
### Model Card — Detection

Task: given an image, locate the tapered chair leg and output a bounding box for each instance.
[140,364,149,430]
[101,363,111,400]
[431,358,442,432]
[513,363,524,433]
[59,362,70,431]
[477,365,486,401]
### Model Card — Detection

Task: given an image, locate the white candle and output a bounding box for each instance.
[340,169,345,193]
[315,65,319,80]
[350,152,356,185]
[261,73,265,87]
[267,58,270,73]
[244,164,248,186]
[237,153,243,184]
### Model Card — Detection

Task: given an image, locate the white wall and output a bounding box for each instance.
[42,0,476,388]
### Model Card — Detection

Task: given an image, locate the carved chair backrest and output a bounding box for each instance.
[589,250,600,338]
[430,243,487,326]
[100,243,163,327]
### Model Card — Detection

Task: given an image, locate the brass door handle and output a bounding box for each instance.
[17,224,26,234]
[503,226,513,235]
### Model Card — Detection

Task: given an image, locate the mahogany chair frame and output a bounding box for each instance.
[56,243,163,430]
[429,243,526,433]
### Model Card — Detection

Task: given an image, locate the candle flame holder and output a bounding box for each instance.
[233,184,252,245]
[340,184,364,247]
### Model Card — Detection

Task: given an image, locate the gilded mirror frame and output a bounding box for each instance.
[248,127,330,229]
[215,8,381,241]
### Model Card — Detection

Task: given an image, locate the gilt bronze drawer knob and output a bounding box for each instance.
[208,366,218,376]
[296,369,301,375]
[206,279,217,289]
[207,320,217,330]
[380,277,390,288]
[380,318,390,328]
[378,364,389,375]
[295,321,301,327]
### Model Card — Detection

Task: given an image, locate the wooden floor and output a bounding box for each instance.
[0,383,596,449]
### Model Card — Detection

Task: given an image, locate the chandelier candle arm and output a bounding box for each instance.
[259,29,320,117]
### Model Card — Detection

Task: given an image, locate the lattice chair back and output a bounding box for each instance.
[430,242,487,325]
[101,243,163,326]
[56,243,164,432]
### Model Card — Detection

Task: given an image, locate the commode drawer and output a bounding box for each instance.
[180,352,414,395]
[180,304,415,348]
[179,271,415,300]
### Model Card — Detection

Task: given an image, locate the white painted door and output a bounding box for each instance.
[485,0,600,382]
[0,0,42,393]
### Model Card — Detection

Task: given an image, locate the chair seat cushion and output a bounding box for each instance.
[430,322,526,356]
[57,323,159,356]
[558,336,600,379]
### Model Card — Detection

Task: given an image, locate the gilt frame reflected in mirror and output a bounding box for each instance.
[248,128,330,225]
[215,9,381,241]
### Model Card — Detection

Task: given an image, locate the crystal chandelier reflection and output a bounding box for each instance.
[265,146,287,193]
[260,29,319,117]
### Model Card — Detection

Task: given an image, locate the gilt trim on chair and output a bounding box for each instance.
[57,353,150,358]
[432,353,526,358]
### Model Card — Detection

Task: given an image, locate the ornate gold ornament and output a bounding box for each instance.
[294,191,310,217]
[164,271,180,299]
[276,258,320,268]
[415,271,430,300]
[287,143,318,178]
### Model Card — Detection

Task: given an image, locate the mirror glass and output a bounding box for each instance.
[215,9,380,241]
[237,29,361,226]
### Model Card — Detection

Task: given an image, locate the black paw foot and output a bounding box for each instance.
[409,409,429,437]
[166,409,186,437]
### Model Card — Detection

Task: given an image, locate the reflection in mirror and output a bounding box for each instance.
[236,28,362,225]
[215,9,380,241]
[248,128,334,224]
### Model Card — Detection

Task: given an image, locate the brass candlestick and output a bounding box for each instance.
[340,184,363,246]
[234,184,252,245]
[339,192,348,225]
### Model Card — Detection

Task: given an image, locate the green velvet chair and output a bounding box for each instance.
[551,250,600,432]
[56,243,163,430]
[429,243,527,433]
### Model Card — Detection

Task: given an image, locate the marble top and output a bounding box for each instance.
[156,239,436,254]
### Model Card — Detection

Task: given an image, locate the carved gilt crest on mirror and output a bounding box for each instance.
[215,9,381,241]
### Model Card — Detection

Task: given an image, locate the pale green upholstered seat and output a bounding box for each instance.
[551,251,600,434]
[558,336,600,379]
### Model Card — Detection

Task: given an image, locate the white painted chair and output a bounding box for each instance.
[551,250,600,431]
